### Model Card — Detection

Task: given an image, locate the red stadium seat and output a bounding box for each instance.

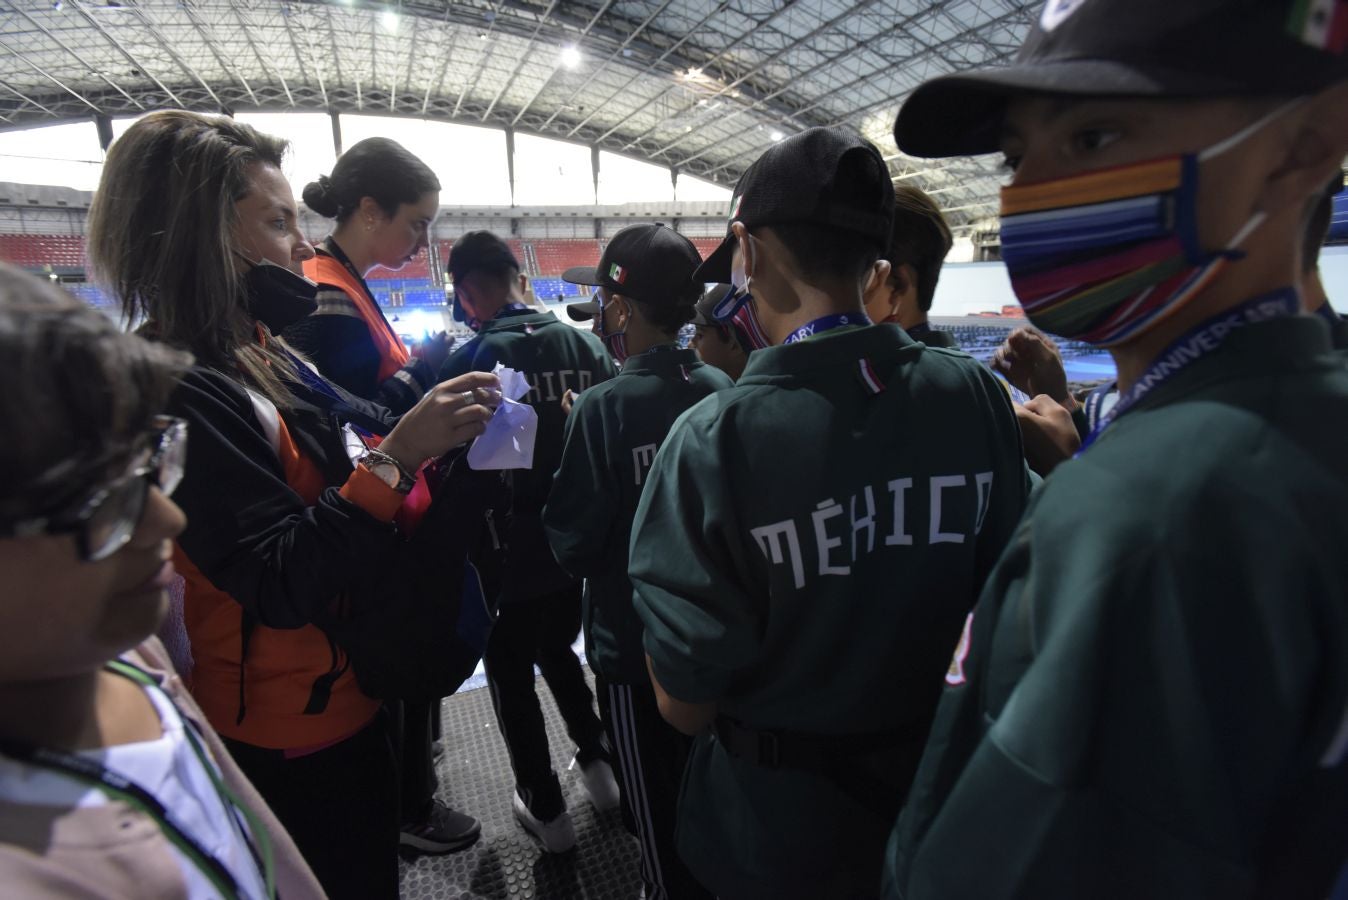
[368,247,431,281]
[0,233,87,268]
[531,239,603,277]
[689,238,721,261]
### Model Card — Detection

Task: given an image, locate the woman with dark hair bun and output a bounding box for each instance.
[88,110,500,900]
[290,138,452,416]
[291,137,480,857]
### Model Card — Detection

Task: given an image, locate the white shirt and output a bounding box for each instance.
[0,669,270,899]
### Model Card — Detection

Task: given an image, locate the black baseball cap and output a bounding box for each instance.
[895,0,1348,158]
[563,224,702,321]
[692,284,733,327]
[694,126,895,284]
[449,231,520,284]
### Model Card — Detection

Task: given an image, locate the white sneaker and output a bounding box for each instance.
[512,793,576,853]
[575,755,621,811]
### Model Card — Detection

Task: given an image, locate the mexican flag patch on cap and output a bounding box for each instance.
[608,262,628,284]
[1288,0,1348,52]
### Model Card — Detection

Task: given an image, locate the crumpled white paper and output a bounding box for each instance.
[467,363,538,470]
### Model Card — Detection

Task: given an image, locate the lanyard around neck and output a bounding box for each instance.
[783,312,870,345]
[0,660,277,900]
[1079,288,1300,454]
[322,236,406,349]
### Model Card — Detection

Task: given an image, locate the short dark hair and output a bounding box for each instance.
[886,185,953,312]
[449,231,520,288]
[757,147,889,283]
[1303,174,1342,275]
[303,137,440,223]
[630,296,697,336]
[0,264,190,523]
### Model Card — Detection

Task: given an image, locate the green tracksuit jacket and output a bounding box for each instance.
[441,308,616,602]
[543,345,734,684]
[629,323,1031,899]
[887,314,1348,900]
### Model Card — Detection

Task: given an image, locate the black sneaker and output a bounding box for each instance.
[399,800,481,855]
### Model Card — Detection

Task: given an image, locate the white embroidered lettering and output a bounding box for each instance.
[930,475,967,545]
[632,443,658,486]
[885,478,913,546]
[850,486,876,560]
[751,520,806,590]
[811,498,849,576]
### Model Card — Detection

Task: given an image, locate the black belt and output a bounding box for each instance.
[713,716,926,820]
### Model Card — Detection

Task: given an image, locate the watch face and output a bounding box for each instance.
[367,460,402,489]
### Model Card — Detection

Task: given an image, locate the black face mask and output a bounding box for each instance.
[244,259,319,332]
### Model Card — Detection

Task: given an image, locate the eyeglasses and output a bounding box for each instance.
[5,416,188,562]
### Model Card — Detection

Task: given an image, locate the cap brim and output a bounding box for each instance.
[562,265,602,286]
[692,236,734,284]
[894,59,1235,158]
[566,299,600,322]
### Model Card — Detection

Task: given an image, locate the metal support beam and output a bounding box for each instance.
[642,0,890,158]
[567,0,728,139]
[72,0,183,107]
[591,143,600,205]
[228,2,293,107]
[481,0,559,123]
[596,0,804,147]
[538,0,676,131]
[0,37,98,112]
[505,126,516,207]
[453,0,511,118]
[0,79,57,116]
[11,5,145,112]
[131,6,223,109]
[330,109,342,156]
[510,0,618,127]
[94,112,113,151]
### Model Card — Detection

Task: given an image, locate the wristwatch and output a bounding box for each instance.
[358,448,416,495]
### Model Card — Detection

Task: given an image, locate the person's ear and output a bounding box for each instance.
[1259,83,1348,216]
[358,196,386,231]
[731,222,755,280]
[613,295,633,329]
[866,259,892,293]
[862,259,896,320]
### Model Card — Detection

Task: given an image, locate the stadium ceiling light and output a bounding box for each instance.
[380,9,398,30]
[770,129,785,142]
[560,45,582,69]
[683,67,702,80]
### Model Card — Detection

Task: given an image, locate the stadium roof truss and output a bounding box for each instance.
[0,0,1036,230]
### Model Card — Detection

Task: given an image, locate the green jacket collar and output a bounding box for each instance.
[620,346,699,376]
[1133,315,1333,414]
[739,323,918,383]
[479,308,560,334]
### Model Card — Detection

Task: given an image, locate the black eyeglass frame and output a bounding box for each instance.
[2,416,188,562]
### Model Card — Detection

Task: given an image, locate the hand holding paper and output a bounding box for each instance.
[467,364,538,470]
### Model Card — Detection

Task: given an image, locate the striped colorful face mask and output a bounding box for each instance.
[998,103,1297,347]
[711,285,772,351]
